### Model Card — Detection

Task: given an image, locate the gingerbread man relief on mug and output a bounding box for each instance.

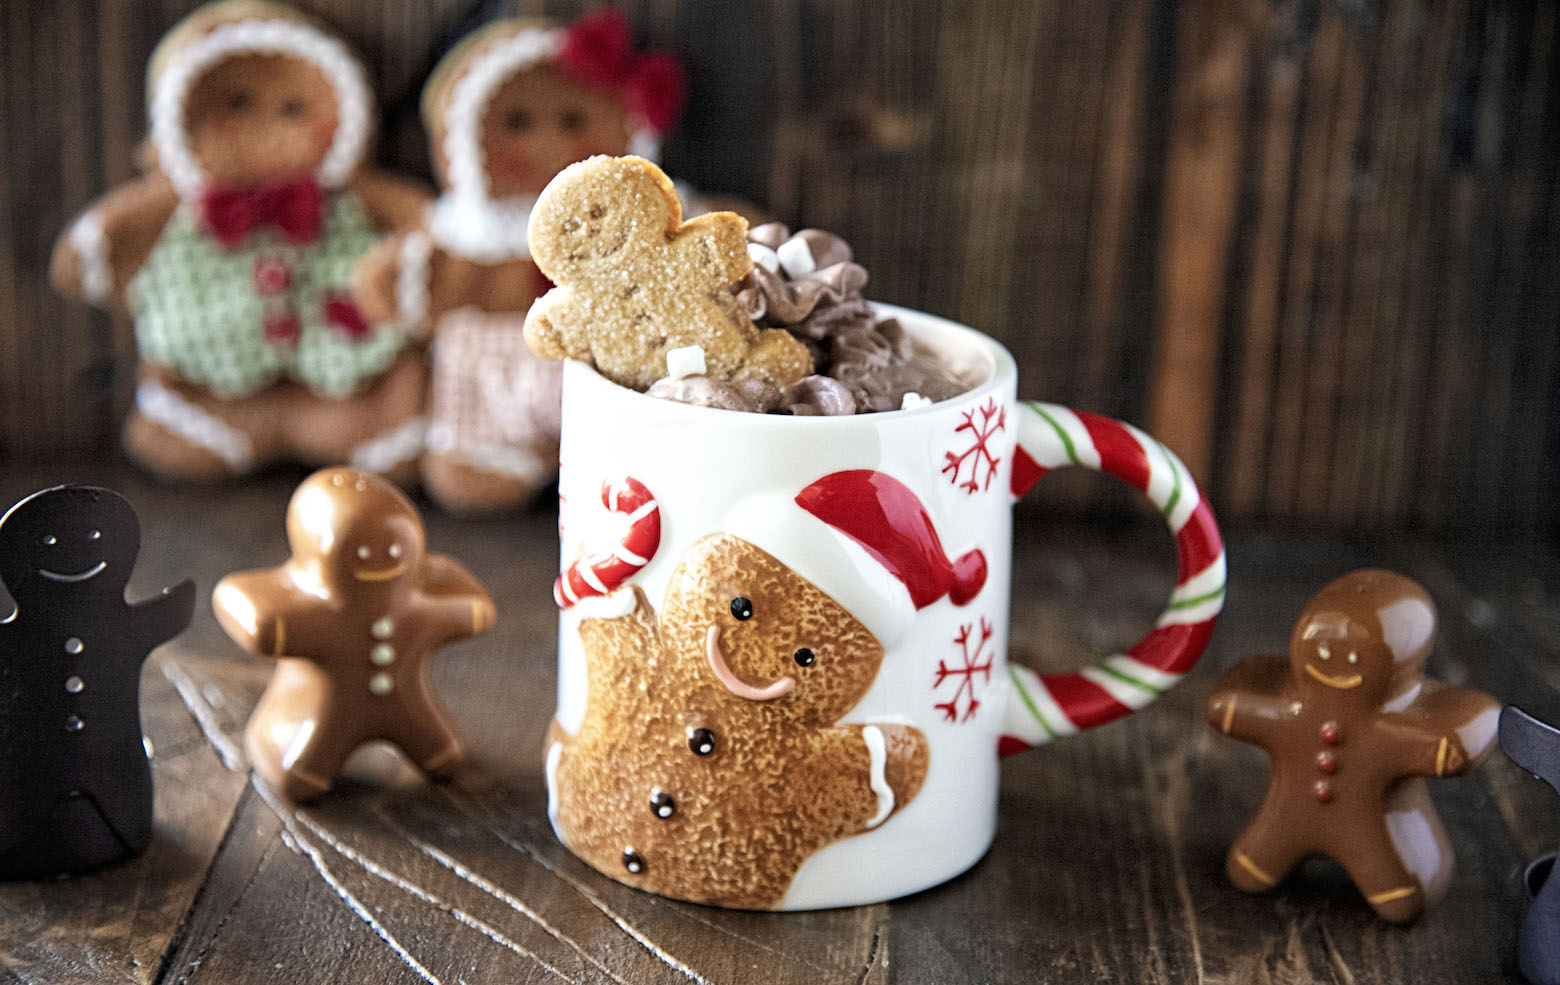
[213,468,495,801]
[51,0,431,484]
[353,13,688,513]
[528,160,1227,908]
[1207,570,1499,923]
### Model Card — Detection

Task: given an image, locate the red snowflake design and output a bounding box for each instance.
[942,398,1006,494]
[935,617,993,723]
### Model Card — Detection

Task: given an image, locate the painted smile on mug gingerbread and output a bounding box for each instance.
[1305,663,1363,689]
[354,562,407,582]
[705,626,795,701]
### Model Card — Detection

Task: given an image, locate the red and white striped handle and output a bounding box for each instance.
[999,402,1225,756]
[554,477,662,609]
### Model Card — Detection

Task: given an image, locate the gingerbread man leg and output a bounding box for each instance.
[388,698,465,780]
[1225,803,1309,895]
[244,663,354,802]
[125,368,275,481]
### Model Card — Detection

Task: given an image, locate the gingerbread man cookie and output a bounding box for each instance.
[1207,570,1499,923]
[523,155,811,392]
[547,533,928,909]
[213,467,495,801]
[50,0,432,484]
[0,486,195,877]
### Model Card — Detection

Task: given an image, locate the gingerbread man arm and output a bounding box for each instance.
[51,173,180,310]
[1381,683,1501,778]
[812,722,929,839]
[129,578,197,656]
[523,288,590,362]
[417,553,496,641]
[212,570,327,661]
[667,212,752,291]
[348,170,433,233]
[1206,654,1294,743]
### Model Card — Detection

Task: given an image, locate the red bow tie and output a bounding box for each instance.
[200,178,324,248]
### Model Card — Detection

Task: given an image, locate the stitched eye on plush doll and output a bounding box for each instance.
[279,97,307,120]
[729,597,753,621]
[225,89,253,114]
[503,108,532,134]
[558,108,585,134]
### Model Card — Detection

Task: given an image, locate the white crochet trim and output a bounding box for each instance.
[424,422,552,481]
[349,414,428,474]
[427,191,534,262]
[443,27,561,204]
[150,18,372,201]
[395,230,432,329]
[436,25,661,259]
[69,210,112,305]
[136,378,254,471]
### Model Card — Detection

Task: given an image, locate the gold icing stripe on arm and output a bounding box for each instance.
[472,598,481,632]
[1233,851,1276,887]
[1367,885,1418,905]
[1221,697,1237,734]
[274,616,286,657]
[1435,736,1449,775]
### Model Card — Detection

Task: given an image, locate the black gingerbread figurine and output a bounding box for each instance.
[0,485,194,877]
[1502,705,1560,985]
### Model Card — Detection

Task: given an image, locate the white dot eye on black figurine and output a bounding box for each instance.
[1500,705,1560,985]
[0,485,195,878]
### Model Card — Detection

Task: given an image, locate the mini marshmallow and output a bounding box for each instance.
[901,392,932,410]
[776,237,817,278]
[665,344,707,379]
[746,242,781,273]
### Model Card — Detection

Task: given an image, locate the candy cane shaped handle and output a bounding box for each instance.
[554,477,661,609]
[998,402,1226,755]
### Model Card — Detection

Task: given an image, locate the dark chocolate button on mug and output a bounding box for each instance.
[623,848,645,874]
[650,789,675,818]
[688,727,716,756]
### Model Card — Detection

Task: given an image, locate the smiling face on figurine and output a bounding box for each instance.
[478,64,631,198]
[1289,570,1436,705]
[184,52,339,185]
[0,487,139,600]
[285,469,425,590]
[661,534,883,725]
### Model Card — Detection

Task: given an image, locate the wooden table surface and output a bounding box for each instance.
[0,460,1555,985]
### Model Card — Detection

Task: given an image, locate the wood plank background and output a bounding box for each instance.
[1,0,1556,534]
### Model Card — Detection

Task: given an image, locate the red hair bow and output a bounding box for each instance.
[557,10,685,135]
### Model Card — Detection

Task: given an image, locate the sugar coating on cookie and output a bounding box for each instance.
[523,155,812,391]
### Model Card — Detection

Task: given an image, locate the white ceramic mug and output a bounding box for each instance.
[545,305,1226,909]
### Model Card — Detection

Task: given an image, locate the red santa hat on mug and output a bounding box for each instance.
[723,470,987,647]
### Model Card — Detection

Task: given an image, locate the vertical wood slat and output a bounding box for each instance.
[0,0,1556,535]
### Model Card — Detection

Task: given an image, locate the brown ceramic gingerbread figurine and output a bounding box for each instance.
[213,467,495,801]
[1207,570,1499,923]
[547,533,928,909]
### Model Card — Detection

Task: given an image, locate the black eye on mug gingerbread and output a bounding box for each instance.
[729,597,753,620]
[793,647,815,667]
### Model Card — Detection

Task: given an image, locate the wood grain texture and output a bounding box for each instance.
[0,459,1552,983]
[0,0,1556,537]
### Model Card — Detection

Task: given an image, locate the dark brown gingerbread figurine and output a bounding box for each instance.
[1207,570,1499,923]
[547,533,928,909]
[213,467,495,801]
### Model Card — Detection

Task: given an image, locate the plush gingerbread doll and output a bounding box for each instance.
[1207,570,1500,923]
[212,467,495,801]
[51,0,432,484]
[354,12,760,512]
[547,532,929,909]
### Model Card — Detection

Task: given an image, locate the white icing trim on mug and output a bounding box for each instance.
[861,725,893,829]
[394,230,432,329]
[150,18,372,201]
[349,414,428,474]
[544,740,563,835]
[69,210,113,305]
[432,25,661,261]
[136,378,254,471]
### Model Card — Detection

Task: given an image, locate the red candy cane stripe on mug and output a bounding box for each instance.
[998,402,1226,755]
[554,477,661,608]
